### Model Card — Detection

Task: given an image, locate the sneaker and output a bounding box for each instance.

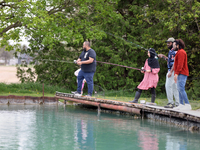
[85,94,92,97]
[173,104,184,110]
[73,91,82,96]
[146,102,157,105]
[181,104,192,111]
[164,103,174,108]
[71,91,76,94]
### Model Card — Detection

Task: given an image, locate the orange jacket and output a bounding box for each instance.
[174,49,189,76]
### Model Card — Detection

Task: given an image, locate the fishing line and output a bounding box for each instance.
[96,61,142,71]
[36,59,143,71]
[37,59,74,63]
[105,31,148,51]
[102,31,158,57]
[36,58,200,82]
[73,60,143,71]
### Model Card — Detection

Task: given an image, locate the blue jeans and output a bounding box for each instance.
[77,70,95,95]
[177,74,189,105]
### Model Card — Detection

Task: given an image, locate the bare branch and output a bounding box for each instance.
[0,1,19,9]
[0,21,22,36]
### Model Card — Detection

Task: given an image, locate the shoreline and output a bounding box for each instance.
[1,93,199,131]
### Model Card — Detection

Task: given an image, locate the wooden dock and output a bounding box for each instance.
[55,92,200,129]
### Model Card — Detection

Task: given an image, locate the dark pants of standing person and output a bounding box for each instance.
[77,70,94,95]
[129,87,156,103]
[138,87,155,95]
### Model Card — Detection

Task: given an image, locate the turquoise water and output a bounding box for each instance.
[0,105,199,150]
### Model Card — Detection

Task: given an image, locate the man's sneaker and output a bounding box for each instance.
[73,91,82,96]
[71,91,76,94]
[180,104,192,111]
[173,104,184,110]
[164,103,174,108]
[84,94,92,97]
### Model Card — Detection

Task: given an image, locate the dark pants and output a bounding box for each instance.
[138,87,156,95]
[77,70,95,95]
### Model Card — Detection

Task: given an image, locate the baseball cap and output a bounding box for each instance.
[166,37,175,42]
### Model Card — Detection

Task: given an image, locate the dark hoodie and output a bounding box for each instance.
[148,48,160,69]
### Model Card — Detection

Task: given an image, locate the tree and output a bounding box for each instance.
[1,0,200,99]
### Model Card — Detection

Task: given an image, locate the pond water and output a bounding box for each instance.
[0,105,199,150]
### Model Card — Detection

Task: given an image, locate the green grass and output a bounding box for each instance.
[0,82,200,110]
[0,82,69,97]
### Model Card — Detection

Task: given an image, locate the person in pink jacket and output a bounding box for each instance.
[129,48,160,103]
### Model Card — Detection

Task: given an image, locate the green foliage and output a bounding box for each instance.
[0,0,200,99]
[16,62,36,83]
[187,80,200,100]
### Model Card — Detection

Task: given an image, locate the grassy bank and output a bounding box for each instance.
[0,82,69,97]
[0,82,200,110]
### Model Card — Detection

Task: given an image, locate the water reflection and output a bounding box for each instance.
[0,105,37,150]
[0,105,199,150]
[138,130,158,150]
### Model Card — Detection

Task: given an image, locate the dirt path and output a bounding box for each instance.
[0,66,36,84]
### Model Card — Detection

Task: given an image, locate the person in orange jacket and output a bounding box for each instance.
[173,39,191,110]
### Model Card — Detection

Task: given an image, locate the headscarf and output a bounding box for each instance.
[148,48,160,68]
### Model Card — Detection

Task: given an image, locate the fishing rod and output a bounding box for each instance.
[38,59,74,63]
[74,60,144,71]
[36,59,200,81]
[39,59,144,71]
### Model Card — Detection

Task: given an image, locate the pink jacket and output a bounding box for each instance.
[137,59,160,90]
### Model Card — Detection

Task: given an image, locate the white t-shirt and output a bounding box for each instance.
[74,68,86,83]
[74,68,81,76]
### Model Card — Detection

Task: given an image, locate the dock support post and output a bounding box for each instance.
[97,104,101,120]
[98,104,101,114]
[43,83,44,104]
[142,109,144,120]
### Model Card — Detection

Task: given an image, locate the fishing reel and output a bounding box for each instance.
[74,60,77,64]
[141,67,146,72]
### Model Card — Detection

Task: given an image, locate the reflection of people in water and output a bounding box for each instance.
[138,130,158,150]
[75,119,95,150]
[166,134,180,150]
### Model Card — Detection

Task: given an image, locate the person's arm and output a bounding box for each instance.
[151,68,160,74]
[141,60,147,73]
[77,57,94,65]
[174,74,178,83]
[77,58,81,62]
[145,68,159,73]
[158,54,168,61]
[167,64,174,78]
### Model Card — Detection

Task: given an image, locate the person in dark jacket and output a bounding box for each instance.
[74,41,96,97]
